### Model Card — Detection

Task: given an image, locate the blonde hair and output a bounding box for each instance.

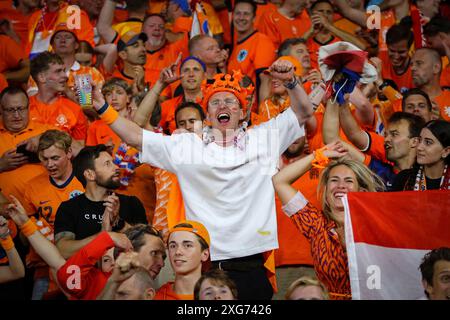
[318,159,385,221]
[38,129,72,154]
[285,275,329,300]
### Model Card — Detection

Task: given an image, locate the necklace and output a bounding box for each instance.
[202,122,248,150]
[414,164,449,191]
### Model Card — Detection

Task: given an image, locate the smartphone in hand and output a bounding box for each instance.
[74,74,93,107]
[16,144,40,163]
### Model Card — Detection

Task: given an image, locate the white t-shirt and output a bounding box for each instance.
[141,107,304,260]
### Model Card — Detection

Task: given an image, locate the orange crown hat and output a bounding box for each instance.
[168,220,211,247]
[202,70,251,114]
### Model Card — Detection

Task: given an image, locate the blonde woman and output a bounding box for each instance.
[273,141,385,299]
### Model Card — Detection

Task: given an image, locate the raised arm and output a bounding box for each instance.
[5,196,66,270]
[56,231,132,299]
[268,60,315,128]
[92,83,144,150]
[323,99,367,162]
[94,43,118,74]
[339,102,370,150]
[312,12,367,50]
[4,59,30,83]
[333,0,368,28]
[348,86,375,128]
[273,141,348,205]
[97,252,141,300]
[97,0,118,44]
[0,216,25,283]
[133,54,183,128]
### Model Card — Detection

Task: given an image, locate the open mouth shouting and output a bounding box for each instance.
[217,112,231,125]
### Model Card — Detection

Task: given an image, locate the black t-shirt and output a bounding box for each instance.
[392,167,442,191]
[54,193,147,240]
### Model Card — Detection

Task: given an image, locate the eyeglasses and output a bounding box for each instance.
[2,106,28,115]
[208,98,239,108]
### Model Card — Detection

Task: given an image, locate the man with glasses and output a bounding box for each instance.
[90,58,314,299]
[0,86,53,208]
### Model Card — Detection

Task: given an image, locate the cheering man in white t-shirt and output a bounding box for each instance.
[91,59,314,299]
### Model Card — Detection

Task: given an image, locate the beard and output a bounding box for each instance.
[96,175,121,190]
[148,37,164,47]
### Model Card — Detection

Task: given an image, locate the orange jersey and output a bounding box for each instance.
[254,1,278,29]
[0,121,52,208]
[307,36,341,70]
[441,57,450,88]
[379,51,413,92]
[159,95,184,134]
[0,7,33,47]
[29,95,88,141]
[0,73,7,92]
[155,282,193,300]
[258,9,311,51]
[365,130,387,163]
[27,3,95,58]
[435,90,450,121]
[258,96,291,123]
[23,172,84,224]
[23,172,84,269]
[334,18,360,36]
[216,7,232,45]
[144,38,189,90]
[147,0,166,14]
[0,34,26,73]
[227,31,276,86]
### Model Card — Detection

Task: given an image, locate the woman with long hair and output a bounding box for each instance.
[272,141,385,299]
[393,120,450,191]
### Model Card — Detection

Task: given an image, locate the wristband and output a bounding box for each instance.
[312,147,330,169]
[0,235,14,251]
[100,105,119,125]
[0,228,10,239]
[20,219,38,237]
[283,76,299,90]
[378,81,390,91]
[97,101,109,115]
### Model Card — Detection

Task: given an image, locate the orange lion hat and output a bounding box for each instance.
[202,70,253,114]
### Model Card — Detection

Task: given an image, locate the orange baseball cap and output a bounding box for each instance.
[168,220,211,247]
[264,55,303,77]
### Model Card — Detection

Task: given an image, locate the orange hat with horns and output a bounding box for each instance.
[202,70,254,114]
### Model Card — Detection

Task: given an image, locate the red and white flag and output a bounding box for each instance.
[343,190,450,300]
